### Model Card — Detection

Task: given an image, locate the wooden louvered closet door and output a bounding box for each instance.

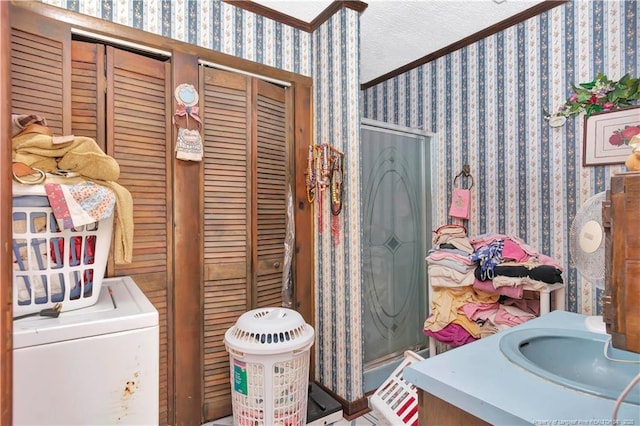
[200,67,289,421]
[103,46,172,425]
[254,79,288,307]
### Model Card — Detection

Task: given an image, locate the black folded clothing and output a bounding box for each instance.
[474,264,563,284]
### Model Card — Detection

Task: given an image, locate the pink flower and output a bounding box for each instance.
[621,125,640,140]
[587,94,599,105]
[602,102,615,110]
[609,132,623,146]
[570,93,578,102]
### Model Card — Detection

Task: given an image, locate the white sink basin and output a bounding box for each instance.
[499,328,640,404]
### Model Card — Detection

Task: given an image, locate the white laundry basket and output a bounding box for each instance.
[11,183,113,316]
[224,307,315,426]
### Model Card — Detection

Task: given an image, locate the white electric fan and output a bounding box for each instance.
[568,191,607,333]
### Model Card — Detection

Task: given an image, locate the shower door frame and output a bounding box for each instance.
[360,118,435,391]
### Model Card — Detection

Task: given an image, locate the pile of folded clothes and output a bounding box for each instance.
[423,225,563,347]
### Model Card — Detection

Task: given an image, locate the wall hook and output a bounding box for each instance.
[454,164,473,189]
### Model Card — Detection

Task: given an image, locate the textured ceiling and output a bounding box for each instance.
[253,0,545,85]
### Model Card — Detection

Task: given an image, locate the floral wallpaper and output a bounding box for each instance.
[362,0,639,317]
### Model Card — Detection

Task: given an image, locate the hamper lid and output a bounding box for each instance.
[224,307,314,355]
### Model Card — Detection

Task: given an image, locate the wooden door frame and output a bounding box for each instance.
[1,2,13,424]
[3,2,314,424]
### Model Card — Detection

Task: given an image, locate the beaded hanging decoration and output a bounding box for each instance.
[316,144,330,234]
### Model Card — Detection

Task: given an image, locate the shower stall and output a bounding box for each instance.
[360,119,433,392]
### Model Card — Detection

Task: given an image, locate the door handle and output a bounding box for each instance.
[273,261,281,269]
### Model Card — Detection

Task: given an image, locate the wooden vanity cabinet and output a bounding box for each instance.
[417,391,491,425]
[603,171,640,354]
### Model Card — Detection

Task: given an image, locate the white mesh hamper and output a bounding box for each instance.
[224,307,315,426]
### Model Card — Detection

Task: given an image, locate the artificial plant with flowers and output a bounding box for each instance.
[547,73,640,127]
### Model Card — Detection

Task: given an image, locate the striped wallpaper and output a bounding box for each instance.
[311,8,362,402]
[44,0,312,76]
[362,0,639,319]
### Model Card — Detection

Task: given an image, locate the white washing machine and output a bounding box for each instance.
[13,276,159,425]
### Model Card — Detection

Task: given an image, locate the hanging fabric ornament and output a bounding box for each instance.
[173,83,203,162]
[175,127,203,161]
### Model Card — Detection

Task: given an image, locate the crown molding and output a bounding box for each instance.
[222,1,368,32]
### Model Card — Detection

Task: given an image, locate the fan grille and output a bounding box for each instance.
[569,191,606,287]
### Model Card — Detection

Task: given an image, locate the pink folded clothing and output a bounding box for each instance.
[461,302,500,321]
[473,278,524,298]
[426,249,475,265]
[424,321,477,347]
[502,239,530,262]
[493,304,536,326]
[470,233,564,271]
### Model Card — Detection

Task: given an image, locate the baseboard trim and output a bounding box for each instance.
[313,382,371,420]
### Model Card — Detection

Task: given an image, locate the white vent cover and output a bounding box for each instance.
[224,307,314,355]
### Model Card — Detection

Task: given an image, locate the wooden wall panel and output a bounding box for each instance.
[171,50,202,425]
[1,3,13,423]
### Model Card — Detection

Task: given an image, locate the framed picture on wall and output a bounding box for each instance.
[583,106,640,166]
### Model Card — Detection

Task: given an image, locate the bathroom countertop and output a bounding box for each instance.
[404,310,640,425]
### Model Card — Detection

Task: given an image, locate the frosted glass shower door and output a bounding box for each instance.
[361,122,431,365]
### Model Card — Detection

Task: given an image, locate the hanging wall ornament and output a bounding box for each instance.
[175,127,204,161]
[175,83,199,109]
[173,83,203,162]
